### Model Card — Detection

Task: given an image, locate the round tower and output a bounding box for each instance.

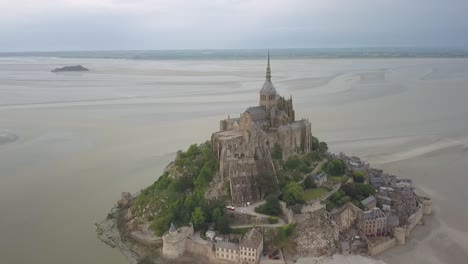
[394,227,406,245]
[259,50,277,110]
[421,197,432,215]
[162,223,187,259]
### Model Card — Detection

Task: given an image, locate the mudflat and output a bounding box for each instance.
[0,57,467,264]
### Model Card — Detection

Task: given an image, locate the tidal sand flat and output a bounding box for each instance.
[0,130,18,145]
[0,56,467,264]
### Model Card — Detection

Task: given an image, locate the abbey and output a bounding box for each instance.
[211,53,312,205]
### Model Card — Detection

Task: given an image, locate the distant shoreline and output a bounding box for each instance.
[1,47,468,60]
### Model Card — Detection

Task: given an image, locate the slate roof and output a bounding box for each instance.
[363,208,386,220]
[387,214,399,226]
[216,241,239,251]
[370,176,385,187]
[240,228,263,249]
[361,195,377,207]
[313,172,327,180]
[169,223,176,232]
[260,79,277,95]
[246,106,266,115]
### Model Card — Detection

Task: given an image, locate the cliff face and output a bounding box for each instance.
[294,209,340,256]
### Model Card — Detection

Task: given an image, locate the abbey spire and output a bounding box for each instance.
[266,49,271,80]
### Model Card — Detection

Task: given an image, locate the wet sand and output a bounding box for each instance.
[0,57,467,264]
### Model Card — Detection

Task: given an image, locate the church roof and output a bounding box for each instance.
[169,223,176,233]
[246,106,266,115]
[260,79,277,95]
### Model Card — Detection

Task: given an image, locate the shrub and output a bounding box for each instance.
[268,216,279,224]
[284,157,301,171]
[271,143,283,160]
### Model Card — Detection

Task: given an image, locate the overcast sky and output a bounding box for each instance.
[1,0,467,52]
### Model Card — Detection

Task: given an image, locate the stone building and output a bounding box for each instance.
[362,208,387,237]
[216,241,240,262]
[239,228,263,264]
[313,172,328,187]
[212,228,263,264]
[162,223,194,259]
[361,195,377,211]
[212,53,312,205]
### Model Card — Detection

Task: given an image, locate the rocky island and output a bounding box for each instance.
[97,54,432,264]
[51,65,89,72]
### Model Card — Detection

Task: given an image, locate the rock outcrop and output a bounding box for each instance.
[51,65,89,72]
[294,209,339,256]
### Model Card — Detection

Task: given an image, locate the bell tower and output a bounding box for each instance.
[259,50,277,110]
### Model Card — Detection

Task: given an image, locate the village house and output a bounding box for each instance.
[361,195,377,211]
[313,172,328,187]
[362,208,387,237]
[369,176,385,189]
[216,241,240,262]
[239,228,263,264]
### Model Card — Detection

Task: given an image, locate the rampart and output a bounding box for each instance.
[366,237,397,256]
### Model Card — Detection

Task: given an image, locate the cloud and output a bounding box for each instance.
[0,0,467,51]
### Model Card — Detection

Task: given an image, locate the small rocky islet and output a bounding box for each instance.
[51,65,89,72]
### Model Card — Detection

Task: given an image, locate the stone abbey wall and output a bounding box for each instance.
[211,56,312,208]
[227,158,261,205]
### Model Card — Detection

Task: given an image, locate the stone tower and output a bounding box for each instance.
[421,196,432,215]
[394,226,406,245]
[259,50,277,110]
[162,223,194,259]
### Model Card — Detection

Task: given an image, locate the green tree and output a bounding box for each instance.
[212,207,223,223]
[303,175,317,189]
[216,214,230,234]
[191,207,205,229]
[353,171,365,183]
[284,157,301,171]
[150,213,173,236]
[326,159,346,176]
[256,173,279,198]
[255,194,281,216]
[282,182,304,205]
[311,136,320,151]
[319,142,328,153]
[271,143,283,160]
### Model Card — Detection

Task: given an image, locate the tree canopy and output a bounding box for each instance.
[325,158,346,176]
[352,171,366,183]
[191,207,205,229]
[255,194,282,216]
[282,182,304,205]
